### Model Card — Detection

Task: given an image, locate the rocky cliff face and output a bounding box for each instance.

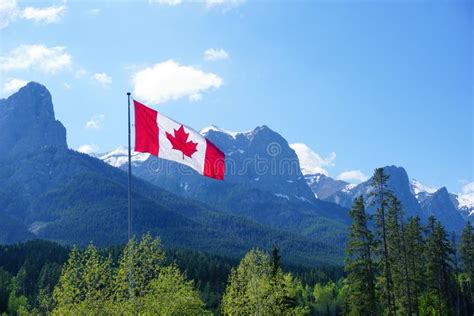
[420,187,465,232]
[306,166,467,233]
[0,82,67,159]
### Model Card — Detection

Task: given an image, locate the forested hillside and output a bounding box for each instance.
[2,169,474,315]
[0,82,345,266]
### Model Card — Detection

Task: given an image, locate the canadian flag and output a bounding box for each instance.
[134,100,225,180]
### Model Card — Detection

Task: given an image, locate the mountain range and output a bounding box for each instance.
[0,82,348,266]
[1,82,471,267]
[305,170,472,233]
[101,122,472,235]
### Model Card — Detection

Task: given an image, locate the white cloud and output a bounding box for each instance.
[204,48,229,61]
[206,0,245,8]
[338,170,369,183]
[289,143,336,176]
[132,60,223,104]
[77,144,98,155]
[0,1,66,29]
[2,78,27,95]
[20,5,66,24]
[92,72,112,86]
[149,0,182,5]
[0,0,18,29]
[189,93,203,102]
[63,82,71,89]
[87,8,101,15]
[0,44,72,74]
[85,114,105,129]
[458,182,474,208]
[74,69,88,79]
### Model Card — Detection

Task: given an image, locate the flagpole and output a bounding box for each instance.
[127,92,132,241]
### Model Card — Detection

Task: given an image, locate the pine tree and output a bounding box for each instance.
[424,216,454,315]
[452,232,462,316]
[271,246,281,277]
[405,216,425,315]
[386,196,413,315]
[461,221,474,301]
[345,196,377,315]
[369,168,396,315]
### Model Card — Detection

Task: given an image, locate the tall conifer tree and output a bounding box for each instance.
[369,168,396,315]
[345,196,377,315]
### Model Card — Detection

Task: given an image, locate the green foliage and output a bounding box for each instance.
[424,216,455,314]
[312,279,348,315]
[461,221,474,299]
[128,265,209,315]
[7,279,29,315]
[0,147,346,267]
[404,216,425,313]
[50,234,208,315]
[369,168,396,315]
[222,248,308,315]
[0,268,11,312]
[345,187,474,315]
[53,244,113,314]
[113,233,165,301]
[345,196,377,315]
[386,196,414,314]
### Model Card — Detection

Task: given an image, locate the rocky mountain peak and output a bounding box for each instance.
[0,82,67,157]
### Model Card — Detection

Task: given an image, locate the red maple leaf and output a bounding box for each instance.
[165,125,198,159]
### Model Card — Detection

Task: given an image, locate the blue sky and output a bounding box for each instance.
[0,0,472,194]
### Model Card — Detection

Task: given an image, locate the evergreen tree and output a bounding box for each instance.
[405,216,425,315]
[271,246,281,277]
[0,267,11,312]
[423,216,454,315]
[386,196,413,314]
[461,221,474,300]
[369,168,396,315]
[452,232,462,316]
[345,196,377,315]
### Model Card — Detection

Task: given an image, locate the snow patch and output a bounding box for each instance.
[100,146,150,168]
[295,195,311,203]
[410,179,437,195]
[458,182,474,209]
[274,193,289,200]
[342,183,356,193]
[200,125,240,138]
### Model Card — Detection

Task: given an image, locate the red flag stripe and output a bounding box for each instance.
[204,139,225,180]
[134,100,158,156]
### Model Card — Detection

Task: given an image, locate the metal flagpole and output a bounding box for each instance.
[127,92,132,240]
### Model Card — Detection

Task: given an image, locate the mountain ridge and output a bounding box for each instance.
[0,82,346,266]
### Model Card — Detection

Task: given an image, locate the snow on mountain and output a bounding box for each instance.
[458,182,474,209]
[409,178,438,204]
[342,183,356,193]
[99,146,149,168]
[200,125,240,138]
[409,178,474,219]
[456,182,474,218]
[410,179,437,196]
